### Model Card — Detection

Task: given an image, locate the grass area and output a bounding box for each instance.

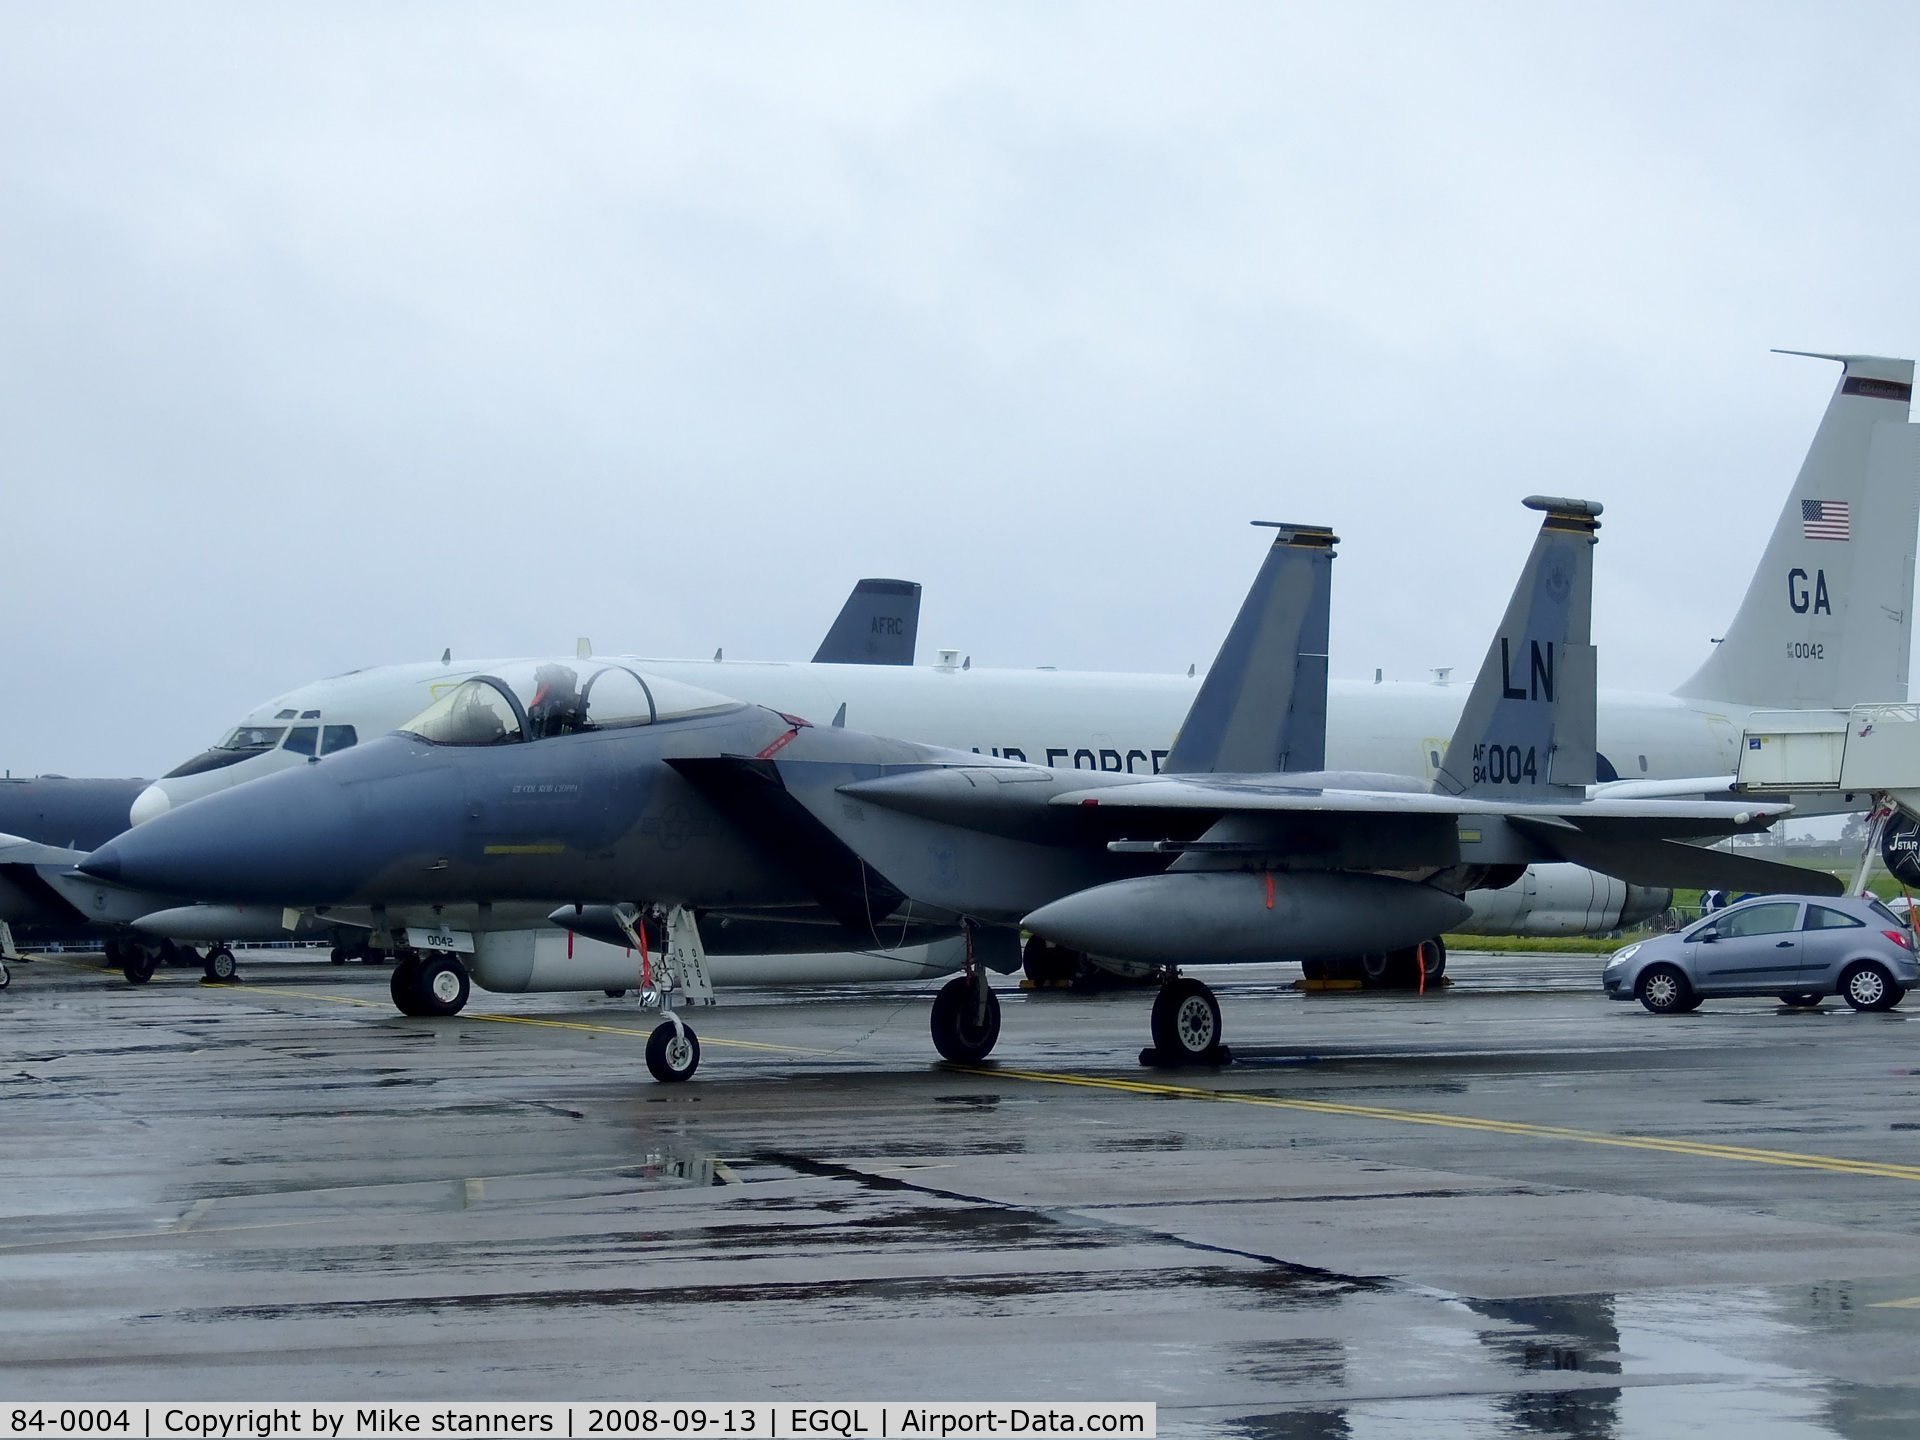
[1442,934,1622,955]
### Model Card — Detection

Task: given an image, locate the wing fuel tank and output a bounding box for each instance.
[1023,870,1472,964]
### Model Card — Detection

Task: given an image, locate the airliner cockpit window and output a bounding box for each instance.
[581,666,655,729]
[220,726,286,752]
[400,679,525,746]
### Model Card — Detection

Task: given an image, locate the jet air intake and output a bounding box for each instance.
[1021,871,1472,965]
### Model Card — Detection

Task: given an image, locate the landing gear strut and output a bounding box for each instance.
[1142,975,1229,1067]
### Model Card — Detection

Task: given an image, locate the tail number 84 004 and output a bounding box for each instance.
[1472,743,1538,785]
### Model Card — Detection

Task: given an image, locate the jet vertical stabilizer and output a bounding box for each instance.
[1676,353,1918,709]
[812,579,923,665]
[1436,497,1602,799]
[1163,524,1335,774]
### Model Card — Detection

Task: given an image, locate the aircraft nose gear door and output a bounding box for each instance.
[614,903,707,1082]
[664,905,715,1006]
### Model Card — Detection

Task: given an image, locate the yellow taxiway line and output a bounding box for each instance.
[970,1066,1920,1184]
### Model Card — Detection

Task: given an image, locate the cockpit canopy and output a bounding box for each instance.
[399,660,742,747]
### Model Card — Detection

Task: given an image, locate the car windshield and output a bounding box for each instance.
[398,659,741,746]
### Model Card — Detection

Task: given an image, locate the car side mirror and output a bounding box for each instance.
[1698,929,1717,943]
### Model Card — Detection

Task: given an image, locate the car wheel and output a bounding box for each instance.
[1636,963,1695,1015]
[1841,963,1899,1012]
[1777,992,1823,1008]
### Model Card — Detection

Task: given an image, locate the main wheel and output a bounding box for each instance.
[930,976,1002,1062]
[412,952,470,1017]
[1022,937,1077,986]
[390,956,428,1015]
[1636,963,1695,1015]
[123,944,156,986]
[1150,977,1223,1064]
[604,988,628,998]
[1841,963,1900,1012]
[1418,937,1447,981]
[0,960,9,989]
[330,944,348,965]
[203,945,239,983]
[645,1021,700,1082]
[1359,952,1393,987]
[1778,992,1823,1008]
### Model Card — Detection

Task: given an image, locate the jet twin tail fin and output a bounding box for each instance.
[1676,353,1918,709]
[1163,523,1335,775]
[812,578,923,666]
[1435,497,1602,799]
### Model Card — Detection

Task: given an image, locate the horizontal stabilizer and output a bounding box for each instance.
[812,579,922,666]
[1509,816,1843,895]
[1164,524,1336,775]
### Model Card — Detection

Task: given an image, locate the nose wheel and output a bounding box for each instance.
[1143,976,1229,1067]
[646,1019,701,1082]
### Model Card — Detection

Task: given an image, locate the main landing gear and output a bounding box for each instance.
[931,921,1005,1064]
[1141,975,1230,1067]
[202,945,240,984]
[390,949,471,1017]
[931,970,1002,1062]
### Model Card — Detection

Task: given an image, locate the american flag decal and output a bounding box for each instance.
[1802,499,1850,541]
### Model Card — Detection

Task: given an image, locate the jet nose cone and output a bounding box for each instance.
[128,784,171,827]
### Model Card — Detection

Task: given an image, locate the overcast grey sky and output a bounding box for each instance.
[4,3,1916,778]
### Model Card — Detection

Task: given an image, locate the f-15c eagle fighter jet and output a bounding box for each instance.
[83,497,1825,1080]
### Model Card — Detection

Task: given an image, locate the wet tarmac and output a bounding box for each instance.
[5,948,1920,1436]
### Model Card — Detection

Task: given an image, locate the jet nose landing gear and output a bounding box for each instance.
[1142,975,1230,1068]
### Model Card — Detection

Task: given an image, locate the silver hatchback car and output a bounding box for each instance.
[1603,894,1919,1014]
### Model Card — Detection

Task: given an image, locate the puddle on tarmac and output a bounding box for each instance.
[1223,1283,1920,1439]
